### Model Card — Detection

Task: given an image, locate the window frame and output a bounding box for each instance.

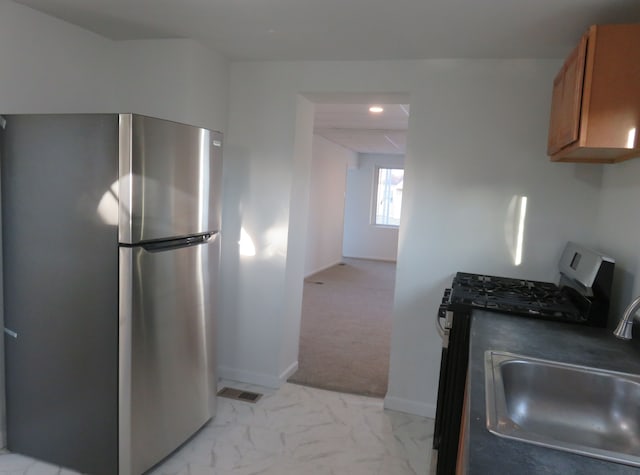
[371,166,404,228]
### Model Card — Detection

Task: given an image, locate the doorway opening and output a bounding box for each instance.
[288,98,410,398]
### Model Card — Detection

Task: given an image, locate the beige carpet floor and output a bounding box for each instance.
[288,257,395,398]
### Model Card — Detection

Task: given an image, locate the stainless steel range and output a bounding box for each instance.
[433,242,615,475]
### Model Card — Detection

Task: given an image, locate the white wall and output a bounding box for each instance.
[595,160,640,323]
[343,153,404,261]
[0,2,229,132]
[117,39,229,132]
[223,59,603,416]
[386,63,603,416]
[0,0,118,113]
[279,97,315,381]
[218,65,297,386]
[304,135,354,276]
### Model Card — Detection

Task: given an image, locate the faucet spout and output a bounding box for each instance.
[614,296,640,340]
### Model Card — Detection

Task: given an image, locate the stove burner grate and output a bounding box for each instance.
[449,272,586,322]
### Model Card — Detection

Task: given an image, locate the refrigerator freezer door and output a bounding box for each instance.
[119,234,219,475]
[119,114,223,244]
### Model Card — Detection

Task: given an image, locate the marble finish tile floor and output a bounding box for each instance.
[0,381,433,475]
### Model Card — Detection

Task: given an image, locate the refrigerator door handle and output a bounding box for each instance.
[140,232,217,252]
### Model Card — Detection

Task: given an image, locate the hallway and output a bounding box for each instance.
[289,258,395,397]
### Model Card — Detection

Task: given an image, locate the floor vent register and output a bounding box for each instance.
[217,387,263,403]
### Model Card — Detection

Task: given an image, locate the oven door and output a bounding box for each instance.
[433,304,450,449]
[432,308,471,475]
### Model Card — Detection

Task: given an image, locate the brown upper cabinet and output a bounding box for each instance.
[547,24,640,163]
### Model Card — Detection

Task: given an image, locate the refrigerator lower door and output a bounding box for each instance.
[119,233,219,475]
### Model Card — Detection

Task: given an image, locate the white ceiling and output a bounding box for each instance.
[14,0,638,154]
[314,104,409,155]
[13,0,640,61]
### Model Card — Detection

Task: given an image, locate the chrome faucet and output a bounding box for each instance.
[614,296,640,339]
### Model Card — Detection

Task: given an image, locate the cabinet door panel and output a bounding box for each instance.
[584,24,640,149]
[547,35,588,155]
[547,74,565,154]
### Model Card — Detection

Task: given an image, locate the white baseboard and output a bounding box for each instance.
[218,366,281,389]
[279,361,299,382]
[341,255,397,263]
[305,257,398,278]
[383,396,436,418]
[218,361,299,390]
[304,260,343,279]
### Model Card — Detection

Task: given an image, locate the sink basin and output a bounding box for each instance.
[485,350,640,467]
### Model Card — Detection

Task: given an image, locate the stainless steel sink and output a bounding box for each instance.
[485,350,640,466]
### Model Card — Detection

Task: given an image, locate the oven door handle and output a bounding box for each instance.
[436,314,446,338]
[436,307,448,339]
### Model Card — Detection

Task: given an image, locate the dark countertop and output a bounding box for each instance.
[465,310,640,475]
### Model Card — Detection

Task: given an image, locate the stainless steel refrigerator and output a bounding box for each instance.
[0,114,222,475]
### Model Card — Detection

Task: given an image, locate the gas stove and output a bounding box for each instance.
[439,242,615,330]
[447,272,587,323]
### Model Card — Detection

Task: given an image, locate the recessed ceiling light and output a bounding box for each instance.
[369,106,384,114]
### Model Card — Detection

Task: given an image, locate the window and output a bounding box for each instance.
[374,167,404,226]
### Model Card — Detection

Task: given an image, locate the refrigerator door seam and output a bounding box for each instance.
[118,248,133,475]
[118,114,133,245]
